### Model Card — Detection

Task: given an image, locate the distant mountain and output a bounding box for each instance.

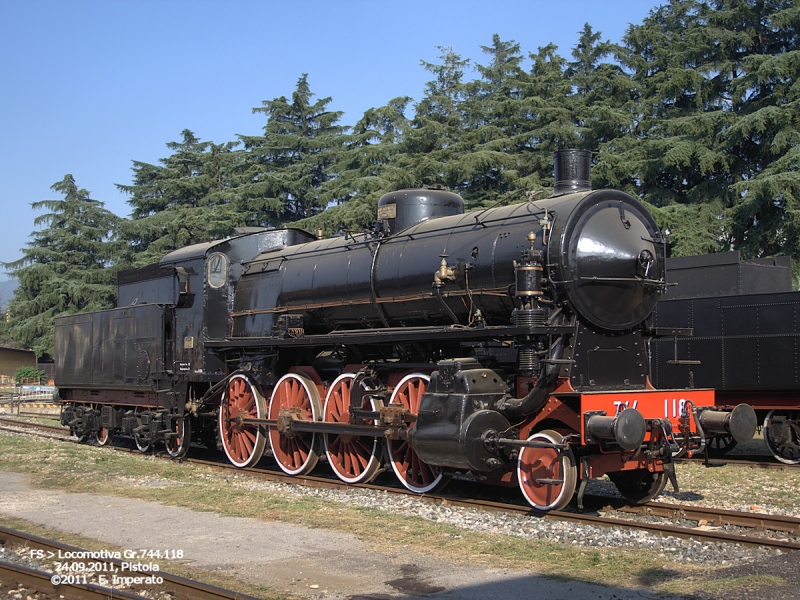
[0,280,18,310]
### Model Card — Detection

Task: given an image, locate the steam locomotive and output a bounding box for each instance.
[54,150,756,511]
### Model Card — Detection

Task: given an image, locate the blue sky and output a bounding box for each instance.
[0,0,663,282]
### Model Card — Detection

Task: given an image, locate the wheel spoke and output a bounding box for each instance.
[386,374,446,493]
[166,418,190,458]
[231,434,242,461]
[322,373,382,484]
[239,430,254,456]
[291,381,302,407]
[517,430,577,511]
[219,375,266,468]
[292,446,304,468]
[411,383,421,413]
[352,437,370,456]
[343,449,354,475]
[355,449,369,471]
[764,410,800,465]
[269,373,321,475]
[295,434,310,455]
[400,447,412,472]
[414,454,429,486]
[237,392,252,412]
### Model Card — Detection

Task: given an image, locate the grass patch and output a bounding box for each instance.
[0,413,61,425]
[0,431,792,598]
[663,461,800,512]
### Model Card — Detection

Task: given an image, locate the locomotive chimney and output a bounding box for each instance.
[553,149,592,196]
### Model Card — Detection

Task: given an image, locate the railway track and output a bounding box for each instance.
[0,559,143,600]
[2,416,799,552]
[676,453,798,471]
[173,455,800,550]
[0,416,69,435]
[0,525,260,600]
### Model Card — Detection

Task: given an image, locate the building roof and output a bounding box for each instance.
[0,345,34,355]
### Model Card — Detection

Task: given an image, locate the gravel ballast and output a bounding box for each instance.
[236,476,784,567]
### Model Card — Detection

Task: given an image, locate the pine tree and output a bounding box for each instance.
[2,175,119,356]
[723,0,800,263]
[402,47,473,192]
[511,43,580,192]
[603,0,800,264]
[236,74,346,226]
[619,0,733,208]
[589,1,732,256]
[117,130,243,266]
[295,97,413,237]
[567,24,637,156]
[458,35,532,205]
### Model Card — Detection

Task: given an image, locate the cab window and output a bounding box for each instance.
[207,253,227,288]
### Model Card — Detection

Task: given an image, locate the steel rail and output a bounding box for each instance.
[0,559,144,600]
[0,526,260,600]
[3,418,800,551]
[175,456,800,551]
[606,499,800,534]
[415,496,800,550]
[676,454,799,470]
[0,417,69,434]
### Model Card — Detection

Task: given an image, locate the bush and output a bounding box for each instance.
[14,366,46,385]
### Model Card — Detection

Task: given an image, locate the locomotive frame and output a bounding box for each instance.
[55,151,756,511]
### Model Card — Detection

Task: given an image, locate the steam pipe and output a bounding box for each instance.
[496,338,564,421]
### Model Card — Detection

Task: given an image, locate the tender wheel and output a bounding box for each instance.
[609,469,668,504]
[323,373,383,484]
[706,433,737,457]
[219,374,267,468]
[134,433,151,453]
[764,410,800,465]
[387,373,447,494]
[96,427,113,447]
[166,417,192,459]
[133,408,151,452]
[517,429,577,511]
[268,372,322,476]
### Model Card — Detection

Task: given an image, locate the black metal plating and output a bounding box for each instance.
[411,359,512,471]
[652,253,799,392]
[231,188,665,337]
[553,149,592,196]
